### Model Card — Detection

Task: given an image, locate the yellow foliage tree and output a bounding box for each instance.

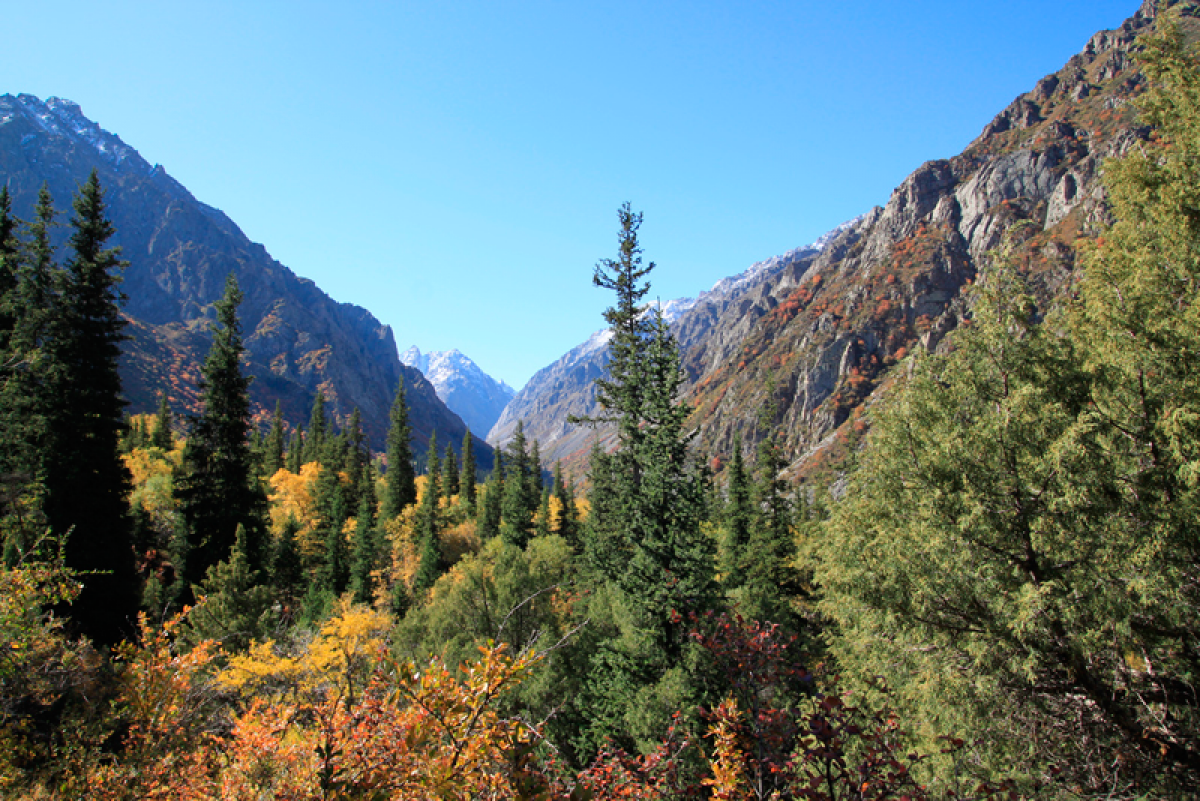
[267,463,322,558]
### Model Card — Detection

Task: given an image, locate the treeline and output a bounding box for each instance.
[3,19,1200,800]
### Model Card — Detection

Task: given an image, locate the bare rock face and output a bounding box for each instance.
[0,93,483,455]
[684,0,1176,477]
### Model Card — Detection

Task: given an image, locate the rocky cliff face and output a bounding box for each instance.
[401,347,514,437]
[686,0,1171,477]
[493,0,1178,481]
[0,94,483,455]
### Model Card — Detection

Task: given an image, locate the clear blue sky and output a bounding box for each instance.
[5,1,1138,389]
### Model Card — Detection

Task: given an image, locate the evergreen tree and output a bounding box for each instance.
[412,432,443,593]
[380,379,417,521]
[459,430,477,512]
[442,443,459,497]
[719,433,752,590]
[151,392,175,451]
[500,421,539,548]
[350,494,378,604]
[476,456,503,541]
[286,426,304,474]
[551,462,580,549]
[738,434,799,625]
[575,207,715,754]
[341,408,371,507]
[43,172,139,645]
[316,486,350,596]
[0,187,53,564]
[587,209,715,634]
[184,524,274,651]
[534,490,551,540]
[270,515,305,611]
[262,401,286,478]
[302,391,328,465]
[175,273,268,596]
[0,186,19,351]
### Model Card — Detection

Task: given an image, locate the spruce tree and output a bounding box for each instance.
[44,172,139,646]
[575,208,716,754]
[477,457,503,541]
[551,462,579,549]
[302,392,327,465]
[262,401,286,477]
[270,516,304,610]
[0,187,53,563]
[184,524,274,651]
[442,444,459,497]
[501,421,539,548]
[460,430,477,512]
[349,494,378,604]
[412,432,443,593]
[175,273,267,596]
[589,208,714,635]
[0,186,18,349]
[380,379,417,521]
[286,427,304,474]
[151,392,174,451]
[719,433,752,590]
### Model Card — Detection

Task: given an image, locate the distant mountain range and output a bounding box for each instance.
[0,93,488,459]
[400,347,515,437]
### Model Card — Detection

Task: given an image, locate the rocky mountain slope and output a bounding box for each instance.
[493,0,1178,483]
[401,347,514,436]
[0,94,483,455]
[686,0,1174,479]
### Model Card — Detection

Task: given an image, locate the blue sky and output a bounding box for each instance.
[6,1,1137,389]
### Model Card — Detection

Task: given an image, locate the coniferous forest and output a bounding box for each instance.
[2,19,1200,801]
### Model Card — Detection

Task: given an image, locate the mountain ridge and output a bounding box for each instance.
[0,93,486,458]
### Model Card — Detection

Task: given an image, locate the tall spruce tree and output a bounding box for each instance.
[262,401,286,477]
[476,451,503,541]
[412,432,443,593]
[175,273,267,596]
[44,172,139,645]
[719,433,752,590]
[501,421,539,548]
[551,462,579,549]
[151,392,175,451]
[302,392,328,465]
[380,379,417,521]
[442,443,459,497]
[459,430,477,512]
[576,206,715,754]
[0,186,18,349]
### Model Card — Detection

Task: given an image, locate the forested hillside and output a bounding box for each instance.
[1,2,1198,799]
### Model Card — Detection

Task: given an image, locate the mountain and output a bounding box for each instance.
[684,0,1169,479]
[400,347,515,436]
[0,93,486,457]
[492,0,1174,483]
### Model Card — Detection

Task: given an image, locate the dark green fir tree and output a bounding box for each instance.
[175,273,268,597]
[44,173,139,646]
[380,378,416,521]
